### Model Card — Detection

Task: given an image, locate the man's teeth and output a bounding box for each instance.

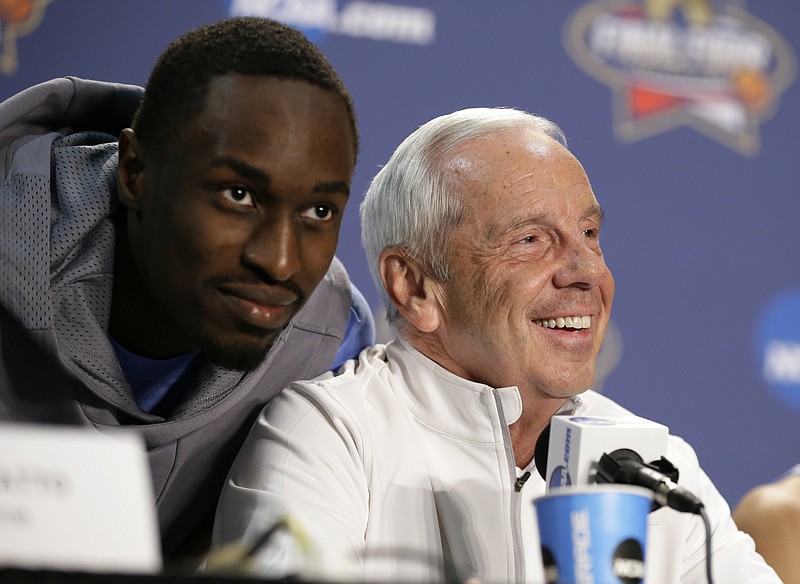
[533,316,592,329]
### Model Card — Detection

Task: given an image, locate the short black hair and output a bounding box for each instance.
[132,17,358,158]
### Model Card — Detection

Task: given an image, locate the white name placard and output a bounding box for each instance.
[0,423,161,574]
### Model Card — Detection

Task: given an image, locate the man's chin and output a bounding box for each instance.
[201,342,270,371]
[541,370,596,399]
[195,316,287,370]
[200,330,277,371]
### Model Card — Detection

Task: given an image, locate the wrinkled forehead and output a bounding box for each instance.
[443,127,567,172]
[441,128,595,208]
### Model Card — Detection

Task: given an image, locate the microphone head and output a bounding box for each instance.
[596,448,645,485]
[606,448,644,465]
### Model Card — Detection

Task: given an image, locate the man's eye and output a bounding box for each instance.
[521,235,537,244]
[221,187,255,207]
[300,204,336,221]
[583,228,599,239]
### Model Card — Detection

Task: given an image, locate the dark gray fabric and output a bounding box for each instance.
[0,77,352,557]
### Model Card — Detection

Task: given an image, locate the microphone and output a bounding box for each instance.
[534,416,704,514]
[596,449,704,514]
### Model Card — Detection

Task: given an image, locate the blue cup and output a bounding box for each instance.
[533,485,652,584]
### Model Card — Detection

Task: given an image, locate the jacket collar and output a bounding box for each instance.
[386,337,523,443]
[385,337,585,444]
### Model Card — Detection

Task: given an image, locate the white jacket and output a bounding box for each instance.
[212,339,780,583]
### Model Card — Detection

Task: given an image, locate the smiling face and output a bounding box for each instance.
[117,75,355,369]
[431,128,614,399]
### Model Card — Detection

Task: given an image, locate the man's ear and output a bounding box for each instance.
[379,247,443,333]
[117,128,146,211]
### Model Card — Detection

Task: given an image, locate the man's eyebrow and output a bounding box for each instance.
[585,204,605,224]
[487,205,605,239]
[209,156,350,197]
[210,156,270,183]
[313,181,350,197]
[487,214,547,240]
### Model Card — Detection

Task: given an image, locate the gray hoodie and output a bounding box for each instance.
[0,77,353,558]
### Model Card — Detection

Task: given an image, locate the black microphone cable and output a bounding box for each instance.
[699,505,714,584]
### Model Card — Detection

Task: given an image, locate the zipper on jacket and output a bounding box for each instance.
[514,471,532,492]
[493,390,526,583]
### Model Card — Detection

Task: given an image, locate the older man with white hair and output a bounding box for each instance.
[211,107,779,583]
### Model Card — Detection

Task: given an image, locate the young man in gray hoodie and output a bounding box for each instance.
[0,17,372,561]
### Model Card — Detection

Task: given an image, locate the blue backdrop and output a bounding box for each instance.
[2,0,798,510]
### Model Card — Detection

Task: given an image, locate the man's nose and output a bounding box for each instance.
[241,215,302,282]
[553,238,609,290]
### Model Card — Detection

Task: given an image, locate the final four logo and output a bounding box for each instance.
[564,0,797,155]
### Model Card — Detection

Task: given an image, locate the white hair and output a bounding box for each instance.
[360,107,567,323]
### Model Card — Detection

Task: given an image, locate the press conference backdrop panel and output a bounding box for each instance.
[1,0,798,508]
